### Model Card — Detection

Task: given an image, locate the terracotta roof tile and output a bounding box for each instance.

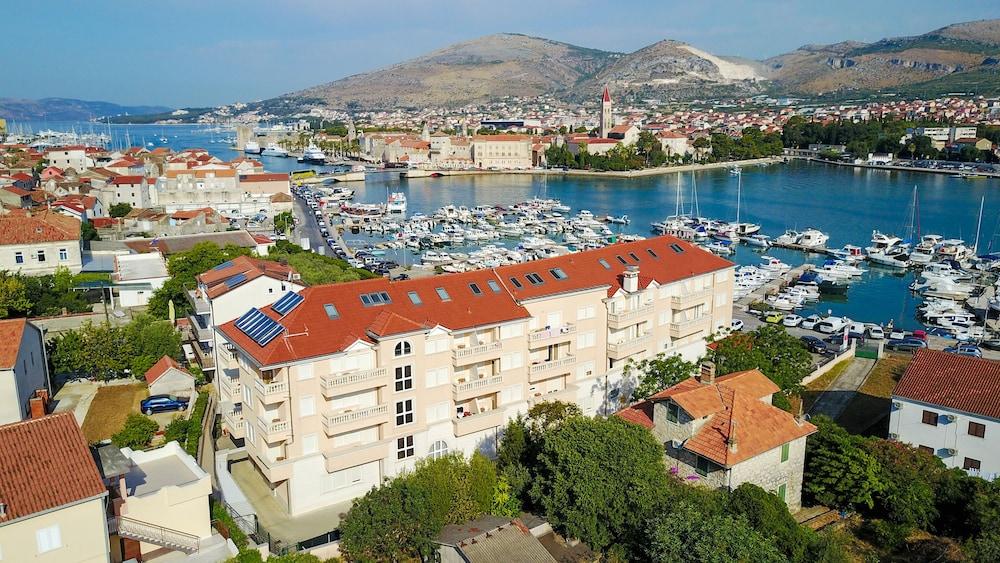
[894,349,1000,418]
[0,211,80,245]
[197,255,296,299]
[616,400,654,428]
[0,319,28,369]
[0,413,107,521]
[144,355,188,385]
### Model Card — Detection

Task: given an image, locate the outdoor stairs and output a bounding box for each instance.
[111,516,200,554]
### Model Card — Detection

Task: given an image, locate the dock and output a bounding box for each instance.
[293,171,366,185]
[770,241,833,255]
[736,264,814,308]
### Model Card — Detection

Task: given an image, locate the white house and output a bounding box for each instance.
[143,355,196,399]
[0,210,83,275]
[112,253,169,308]
[890,349,1000,479]
[0,318,50,424]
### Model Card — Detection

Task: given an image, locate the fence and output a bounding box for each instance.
[801,341,856,386]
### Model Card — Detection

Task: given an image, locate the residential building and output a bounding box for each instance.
[471,135,532,169]
[0,413,110,563]
[618,365,817,510]
[238,173,292,198]
[144,355,196,399]
[0,210,82,275]
[45,146,95,171]
[908,126,979,150]
[122,230,262,256]
[108,176,152,209]
[658,130,692,156]
[436,516,556,563]
[607,124,640,146]
[215,236,733,516]
[0,318,49,424]
[890,349,1000,479]
[112,253,169,307]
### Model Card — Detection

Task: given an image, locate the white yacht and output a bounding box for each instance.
[866,230,902,255]
[936,239,974,263]
[243,140,262,155]
[743,234,772,248]
[798,228,829,248]
[261,142,289,157]
[908,234,942,265]
[298,144,327,164]
[775,230,801,246]
[828,245,865,264]
[867,247,909,269]
[387,192,407,215]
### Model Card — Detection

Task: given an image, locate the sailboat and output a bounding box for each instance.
[731,173,761,238]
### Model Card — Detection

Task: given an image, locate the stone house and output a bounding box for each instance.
[143,355,195,399]
[617,365,816,510]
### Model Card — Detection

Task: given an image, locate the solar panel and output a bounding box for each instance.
[213,260,234,271]
[225,273,248,289]
[271,291,304,316]
[234,308,285,346]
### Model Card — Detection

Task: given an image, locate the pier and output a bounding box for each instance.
[736,264,814,308]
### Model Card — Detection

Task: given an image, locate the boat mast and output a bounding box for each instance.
[974,195,985,254]
[736,173,742,225]
[674,173,681,217]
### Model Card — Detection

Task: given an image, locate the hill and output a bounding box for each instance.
[0,97,172,121]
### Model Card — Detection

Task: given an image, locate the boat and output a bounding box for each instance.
[867,247,909,269]
[605,214,630,225]
[729,165,741,176]
[706,241,734,255]
[866,230,902,255]
[243,140,262,155]
[908,234,942,265]
[387,192,407,215]
[298,144,327,164]
[730,173,761,236]
[775,230,801,246]
[828,245,865,263]
[261,142,289,157]
[743,234,772,248]
[798,229,829,249]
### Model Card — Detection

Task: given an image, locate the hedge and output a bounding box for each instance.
[185,391,210,457]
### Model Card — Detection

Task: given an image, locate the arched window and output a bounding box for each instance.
[394,341,412,357]
[428,440,449,460]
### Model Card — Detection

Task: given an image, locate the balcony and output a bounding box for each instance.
[452,341,502,366]
[257,418,291,443]
[323,404,390,435]
[528,355,577,382]
[321,367,389,397]
[325,441,389,472]
[528,384,579,407]
[529,324,577,346]
[670,316,712,339]
[218,372,241,400]
[186,289,211,315]
[191,342,215,371]
[254,379,289,404]
[607,303,654,329]
[453,409,505,437]
[608,334,654,359]
[453,374,504,402]
[222,404,244,438]
[188,314,213,343]
[671,289,713,309]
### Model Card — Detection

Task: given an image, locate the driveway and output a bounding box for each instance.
[807,358,877,419]
[51,380,100,425]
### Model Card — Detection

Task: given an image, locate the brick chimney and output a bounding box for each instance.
[699,361,716,384]
[29,397,46,419]
[622,265,639,293]
[727,420,738,453]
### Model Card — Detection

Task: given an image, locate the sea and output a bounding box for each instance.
[20,122,1000,330]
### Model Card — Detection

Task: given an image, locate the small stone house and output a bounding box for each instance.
[617,365,816,510]
[144,355,195,399]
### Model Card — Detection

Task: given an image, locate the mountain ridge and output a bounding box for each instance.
[0,97,172,122]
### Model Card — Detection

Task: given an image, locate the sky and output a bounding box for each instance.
[4,0,1000,108]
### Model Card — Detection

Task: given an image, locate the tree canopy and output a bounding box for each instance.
[705,325,812,408]
[626,352,698,401]
[49,313,181,380]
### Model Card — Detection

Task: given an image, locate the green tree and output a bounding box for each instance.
[706,324,813,393]
[645,501,784,563]
[148,242,251,318]
[491,476,521,518]
[81,221,100,241]
[0,271,32,317]
[339,478,439,561]
[109,203,133,218]
[529,416,671,553]
[864,438,941,531]
[526,400,581,433]
[803,416,885,510]
[125,313,182,375]
[112,413,158,449]
[273,211,294,234]
[727,483,823,563]
[268,244,376,286]
[626,352,698,401]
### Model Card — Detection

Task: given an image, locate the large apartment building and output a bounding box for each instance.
[215,236,734,516]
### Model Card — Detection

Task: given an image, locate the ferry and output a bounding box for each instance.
[261,143,289,158]
[243,140,262,155]
[387,192,407,215]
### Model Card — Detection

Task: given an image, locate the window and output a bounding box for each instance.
[394,341,412,357]
[36,250,46,262]
[549,268,568,280]
[964,457,982,471]
[408,291,422,305]
[395,399,414,426]
[646,248,658,259]
[777,483,787,503]
[302,434,319,455]
[469,283,482,295]
[695,456,712,476]
[435,287,451,301]
[526,273,544,285]
[577,305,595,321]
[667,402,679,423]
[487,279,501,293]
[969,421,986,438]
[395,365,413,391]
[918,445,934,454]
[59,248,68,261]
[361,291,392,307]
[324,303,340,319]
[670,243,684,253]
[628,252,640,262]
[509,277,523,288]
[780,443,790,463]
[425,367,449,388]
[500,352,523,371]
[396,436,415,460]
[577,331,596,349]
[298,395,316,417]
[14,252,23,264]
[428,440,449,459]
[426,401,450,422]
[615,255,627,265]
[598,258,611,269]
[922,410,939,426]
[36,524,61,553]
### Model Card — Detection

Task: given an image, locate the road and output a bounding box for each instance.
[291,197,331,254]
[807,358,877,419]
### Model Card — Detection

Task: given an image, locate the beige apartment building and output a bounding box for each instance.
[471,135,533,169]
[215,236,734,516]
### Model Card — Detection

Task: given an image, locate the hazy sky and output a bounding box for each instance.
[6,0,1000,107]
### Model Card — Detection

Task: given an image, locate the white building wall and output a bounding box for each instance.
[1,240,82,275]
[889,397,998,478]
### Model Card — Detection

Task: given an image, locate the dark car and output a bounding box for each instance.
[799,335,827,354]
[980,339,1000,351]
[886,338,928,352]
[140,394,190,415]
[944,344,983,358]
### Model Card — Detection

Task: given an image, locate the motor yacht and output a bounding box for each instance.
[743,234,772,248]
[260,142,289,157]
[798,228,830,248]
[298,144,327,164]
[243,140,262,155]
[867,230,902,255]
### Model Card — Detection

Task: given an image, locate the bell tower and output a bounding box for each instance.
[600,86,613,138]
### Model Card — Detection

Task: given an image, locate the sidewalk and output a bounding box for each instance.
[807,357,876,419]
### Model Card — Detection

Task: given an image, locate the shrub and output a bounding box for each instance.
[163,417,191,443]
[112,413,158,449]
[185,392,209,456]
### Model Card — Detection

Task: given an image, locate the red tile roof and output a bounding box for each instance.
[144,355,189,385]
[110,175,145,185]
[0,413,107,522]
[617,400,654,429]
[197,255,297,299]
[0,210,80,245]
[2,186,31,197]
[240,173,289,182]
[894,349,1000,418]
[0,319,28,369]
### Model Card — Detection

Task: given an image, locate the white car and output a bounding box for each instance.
[731,319,745,332]
[783,314,803,327]
[865,324,885,340]
[800,314,822,330]
[817,316,851,334]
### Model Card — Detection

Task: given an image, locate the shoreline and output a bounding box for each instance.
[397,157,783,180]
[792,156,1000,179]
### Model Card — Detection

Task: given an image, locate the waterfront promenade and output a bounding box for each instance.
[792,156,1000,179]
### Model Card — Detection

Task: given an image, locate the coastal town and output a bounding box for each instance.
[5,6,1000,563]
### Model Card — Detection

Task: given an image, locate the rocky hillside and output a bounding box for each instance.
[766,19,1000,95]
[287,33,617,110]
[0,97,171,121]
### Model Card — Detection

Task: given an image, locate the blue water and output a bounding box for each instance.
[23,122,1000,329]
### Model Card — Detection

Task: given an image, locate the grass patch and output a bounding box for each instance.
[837,353,912,436]
[81,384,149,443]
[800,358,852,414]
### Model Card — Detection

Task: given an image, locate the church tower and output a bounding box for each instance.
[600,86,613,138]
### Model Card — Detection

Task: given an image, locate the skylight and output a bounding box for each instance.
[670,243,685,253]
[509,277,523,289]
[487,280,501,293]
[469,283,482,295]
[408,291,422,305]
[435,287,451,301]
[647,249,658,259]
[323,303,339,319]
[361,291,392,307]
[616,255,627,265]
[628,252,640,262]
[598,259,611,269]
[526,273,544,285]
[549,268,568,280]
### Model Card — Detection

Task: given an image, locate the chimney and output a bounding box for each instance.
[29,396,46,419]
[700,361,716,384]
[728,420,738,453]
[623,265,639,293]
[35,388,49,404]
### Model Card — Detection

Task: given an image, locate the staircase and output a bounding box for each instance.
[110,516,200,554]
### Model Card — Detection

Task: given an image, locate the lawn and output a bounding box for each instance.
[836,353,912,436]
[81,384,149,443]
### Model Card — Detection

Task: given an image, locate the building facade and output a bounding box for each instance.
[0,210,82,275]
[890,349,1000,479]
[471,135,533,169]
[215,237,734,515]
[600,86,613,138]
[0,318,49,424]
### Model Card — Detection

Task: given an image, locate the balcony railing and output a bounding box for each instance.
[219,373,241,397]
[453,374,503,401]
[608,333,653,357]
[186,289,211,315]
[452,341,502,365]
[254,379,288,403]
[321,367,388,396]
[323,404,390,434]
[529,324,577,345]
[453,409,505,436]
[528,355,577,377]
[188,314,213,343]
[607,303,654,327]
[669,316,711,339]
[528,384,578,406]
[671,289,713,309]
[325,441,389,472]
[257,418,290,442]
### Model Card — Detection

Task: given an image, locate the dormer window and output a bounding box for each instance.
[667,402,680,423]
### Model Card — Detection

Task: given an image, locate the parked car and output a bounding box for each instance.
[140,394,190,415]
[886,338,928,352]
[800,335,827,354]
[865,324,885,340]
[800,314,822,331]
[944,344,983,358]
[764,311,785,324]
[730,319,745,332]
[783,314,803,327]
[816,316,851,334]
